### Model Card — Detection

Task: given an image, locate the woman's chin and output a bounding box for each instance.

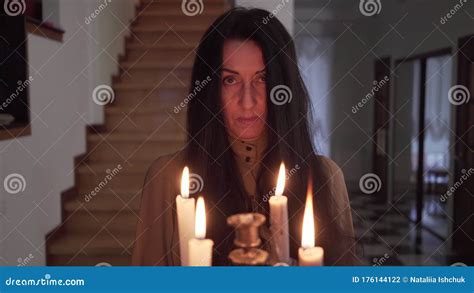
[231,128,265,141]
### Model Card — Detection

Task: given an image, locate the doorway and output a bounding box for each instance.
[391,48,454,241]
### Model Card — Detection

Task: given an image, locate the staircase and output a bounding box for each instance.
[46,0,229,266]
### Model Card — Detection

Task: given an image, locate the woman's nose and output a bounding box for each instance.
[239,82,258,110]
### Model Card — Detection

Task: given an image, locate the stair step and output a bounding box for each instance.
[117,72,191,88]
[126,37,199,50]
[106,102,188,114]
[138,1,228,17]
[139,5,226,16]
[113,82,187,90]
[105,106,186,115]
[104,109,187,133]
[62,209,139,234]
[110,87,189,108]
[48,230,134,256]
[76,161,150,173]
[65,190,141,212]
[132,23,210,32]
[121,60,193,69]
[48,254,130,266]
[134,14,217,28]
[85,132,185,163]
[117,65,192,84]
[131,28,203,45]
[141,0,225,4]
[124,45,195,62]
[105,106,188,116]
[126,42,195,50]
[88,132,186,142]
[76,162,149,193]
[131,20,208,29]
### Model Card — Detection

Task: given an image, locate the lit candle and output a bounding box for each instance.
[298,180,324,266]
[176,166,196,266]
[269,162,290,264]
[188,197,214,266]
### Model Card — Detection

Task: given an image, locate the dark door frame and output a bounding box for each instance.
[372,57,391,202]
[452,34,474,260]
[393,47,452,236]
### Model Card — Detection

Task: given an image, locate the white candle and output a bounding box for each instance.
[176,166,195,266]
[269,162,290,264]
[299,180,324,266]
[188,197,214,266]
[299,246,324,266]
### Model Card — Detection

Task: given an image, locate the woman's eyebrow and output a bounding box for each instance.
[221,68,266,74]
[222,68,239,74]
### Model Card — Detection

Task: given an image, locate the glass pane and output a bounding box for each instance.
[422,55,453,238]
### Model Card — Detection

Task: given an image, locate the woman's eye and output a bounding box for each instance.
[223,76,237,85]
[257,75,266,83]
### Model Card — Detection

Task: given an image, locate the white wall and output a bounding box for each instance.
[294,0,376,190]
[296,35,334,157]
[0,0,136,266]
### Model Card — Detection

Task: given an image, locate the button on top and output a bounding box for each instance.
[246,146,252,151]
[245,157,251,163]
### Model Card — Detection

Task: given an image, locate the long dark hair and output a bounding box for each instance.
[184,7,356,265]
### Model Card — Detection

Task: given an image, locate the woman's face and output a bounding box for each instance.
[220,39,267,141]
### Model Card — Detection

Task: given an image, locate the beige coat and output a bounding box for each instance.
[131,135,356,266]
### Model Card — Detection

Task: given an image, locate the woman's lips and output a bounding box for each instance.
[236,116,259,127]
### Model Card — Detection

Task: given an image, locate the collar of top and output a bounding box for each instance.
[228,130,268,165]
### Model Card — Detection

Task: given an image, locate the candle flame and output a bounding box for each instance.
[181,166,189,198]
[275,162,286,197]
[195,197,206,239]
[302,179,315,249]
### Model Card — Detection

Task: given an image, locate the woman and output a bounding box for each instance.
[132,7,358,266]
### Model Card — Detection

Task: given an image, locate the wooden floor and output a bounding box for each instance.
[46,0,229,266]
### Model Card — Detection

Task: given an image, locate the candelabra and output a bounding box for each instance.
[226,212,269,266]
